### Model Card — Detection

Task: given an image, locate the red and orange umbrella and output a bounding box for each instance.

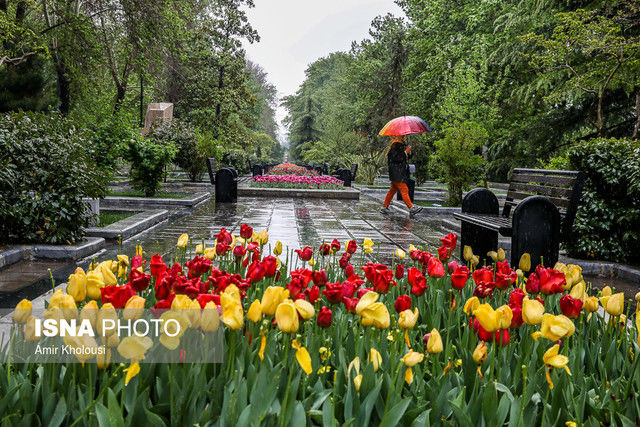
[379,116,431,136]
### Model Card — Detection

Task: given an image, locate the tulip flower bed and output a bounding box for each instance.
[4,226,640,426]
[266,163,318,176]
[251,174,344,189]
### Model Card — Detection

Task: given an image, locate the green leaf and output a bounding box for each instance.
[380,398,411,427]
[46,396,66,427]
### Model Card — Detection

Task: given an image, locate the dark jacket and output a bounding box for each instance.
[387,142,411,182]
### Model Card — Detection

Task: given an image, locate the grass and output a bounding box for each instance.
[108,190,189,199]
[99,210,137,227]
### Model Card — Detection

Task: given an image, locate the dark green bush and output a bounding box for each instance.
[125,135,176,197]
[151,121,206,182]
[0,112,108,243]
[88,114,138,174]
[221,148,251,175]
[566,138,640,263]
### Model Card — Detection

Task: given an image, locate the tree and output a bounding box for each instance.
[523,7,640,137]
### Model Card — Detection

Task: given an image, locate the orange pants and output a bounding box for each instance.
[383,181,413,208]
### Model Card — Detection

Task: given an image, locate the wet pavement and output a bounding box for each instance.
[0,195,449,308]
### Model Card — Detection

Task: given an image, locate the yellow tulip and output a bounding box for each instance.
[540,314,575,341]
[369,348,382,372]
[275,300,299,333]
[463,296,480,316]
[117,255,129,279]
[261,286,289,315]
[123,295,145,321]
[522,298,545,325]
[97,303,118,336]
[569,281,586,302]
[80,300,99,329]
[13,299,32,323]
[186,298,201,328]
[463,245,473,262]
[360,302,390,329]
[409,244,417,253]
[583,296,599,313]
[67,268,87,302]
[487,251,498,262]
[294,299,315,320]
[106,332,120,348]
[398,308,419,330]
[471,255,480,267]
[63,333,100,364]
[257,229,269,245]
[473,304,500,332]
[605,292,624,316]
[564,265,582,289]
[355,291,379,315]
[348,357,360,376]
[86,270,105,300]
[395,248,406,259]
[497,248,506,262]
[48,288,65,309]
[543,344,570,372]
[159,311,189,349]
[601,286,612,297]
[496,305,513,329]
[354,374,363,391]
[177,233,189,248]
[319,346,331,361]
[473,342,488,364]
[99,263,117,286]
[247,299,263,323]
[426,328,443,354]
[273,240,283,256]
[403,350,424,367]
[117,335,153,361]
[519,253,531,272]
[195,244,205,254]
[221,300,243,330]
[24,316,40,342]
[171,294,193,310]
[124,362,140,385]
[204,248,216,259]
[308,257,316,267]
[97,349,111,370]
[363,238,374,253]
[201,301,220,332]
[292,340,312,375]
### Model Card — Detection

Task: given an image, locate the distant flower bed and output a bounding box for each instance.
[266,163,317,176]
[252,174,343,189]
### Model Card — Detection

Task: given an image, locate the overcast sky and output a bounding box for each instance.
[242,0,404,141]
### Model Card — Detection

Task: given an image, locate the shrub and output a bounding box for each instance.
[430,121,487,206]
[87,114,138,174]
[565,137,640,263]
[0,112,108,243]
[152,121,206,182]
[221,148,251,175]
[125,136,176,197]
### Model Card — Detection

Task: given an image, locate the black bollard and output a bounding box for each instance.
[215,167,238,202]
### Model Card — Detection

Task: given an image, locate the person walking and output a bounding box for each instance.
[380,135,423,215]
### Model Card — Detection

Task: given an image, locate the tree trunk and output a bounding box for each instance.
[633,90,640,139]
[54,56,71,115]
[113,84,127,112]
[15,1,26,22]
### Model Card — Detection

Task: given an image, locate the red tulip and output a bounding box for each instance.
[306,285,320,304]
[262,256,278,277]
[559,295,583,319]
[472,267,493,285]
[150,254,166,278]
[439,233,458,250]
[346,240,357,254]
[240,223,253,239]
[494,329,510,346]
[339,253,351,269]
[101,284,135,309]
[330,238,340,253]
[408,268,427,296]
[509,288,526,307]
[233,245,247,259]
[450,266,469,290]
[128,268,151,292]
[395,264,404,280]
[215,227,233,244]
[537,266,566,295]
[295,246,313,261]
[344,263,355,278]
[312,269,328,287]
[196,293,219,308]
[509,305,523,328]
[526,273,540,294]
[437,245,450,262]
[427,257,445,278]
[317,306,332,327]
[323,282,343,304]
[394,295,411,313]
